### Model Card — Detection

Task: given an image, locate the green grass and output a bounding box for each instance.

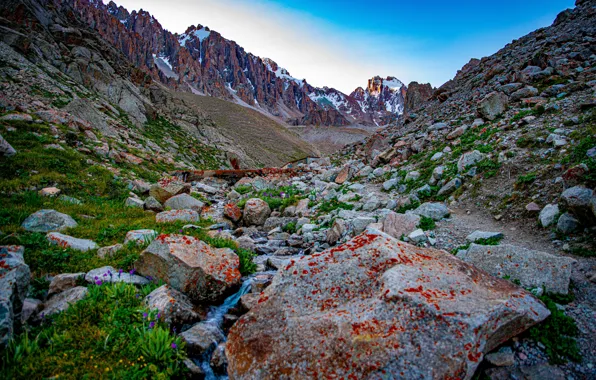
[418,216,436,231]
[450,243,471,255]
[516,172,537,186]
[528,293,581,364]
[474,236,503,245]
[0,282,187,379]
[570,246,596,257]
[315,198,354,214]
[234,185,253,195]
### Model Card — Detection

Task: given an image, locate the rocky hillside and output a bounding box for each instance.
[1,0,595,379]
[0,0,318,170]
[58,0,408,127]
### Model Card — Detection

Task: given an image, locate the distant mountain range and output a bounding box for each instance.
[69,0,407,126]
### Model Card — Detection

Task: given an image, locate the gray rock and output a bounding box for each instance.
[539,204,559,227]
[210,343,228,374]
[430,152,444,161]
[85,266,150,286]
[362,197,381,212]
[560,186,595,223]
[478,91,508,120]
[457,150,485,173]
[144,196,164,212]
[125,197,144,209]
[0,134,16,157]
[144,285,201,326]
[164,193,204,211]
[181,322,225,356]
[42,286,88,317]
[21,210,78,233]
[466,231,504,243]
[457,243,576,294]
[123,229,157,246]
[556,212,580,234]
[485,346,515,367]
[149,180,190,204]
[301,224,317,234]
[136,234,241,303]
[405,171,420,181]
[352,216,376,234]
[21,298,42,324]
[326,219,346,245]
[0,246,30,345]
[263,217,297,232]
[226,230,549,379]
[382,179,398,191]
[437,178,462,196]
[408,229,427,244]
[510,86,539,101]
[412,202,450,221]
[432,166,444,180]
[155,209,200,223]
[47,232,98,251]
[194,183,218,194]
[383,211,420,240]
[48,273,85,297]
[97,244,123,258]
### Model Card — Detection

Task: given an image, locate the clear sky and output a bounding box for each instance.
[115,0,575,94]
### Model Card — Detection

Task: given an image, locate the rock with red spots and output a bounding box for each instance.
[155,209,200,224]
[242,198,271,226]
[457,244,576,294]
[135,234,241,304]
[149,178,191,203]
[224,203,242,223]
[226,230,549,379]
[46,232,98,252]
[0,246,31,346]
[144,285,203,326]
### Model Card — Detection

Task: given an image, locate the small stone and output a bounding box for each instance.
[97,244,123,258]
[485,347,515,367]
[48,273,85,297]
[125,197,144,209]
[156,209,200,224]
[38,187,61,197]
[123,229,158,246]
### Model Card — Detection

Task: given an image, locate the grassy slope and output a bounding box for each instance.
[176,92,319,167]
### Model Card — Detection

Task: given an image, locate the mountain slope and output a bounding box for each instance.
[63,0,406,127]
[0,0,317,172]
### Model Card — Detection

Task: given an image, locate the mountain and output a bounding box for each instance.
[63,0,406,127]
[0,0,317,169]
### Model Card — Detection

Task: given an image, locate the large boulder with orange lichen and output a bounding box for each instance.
[226,230,549,380]
[135,234,241,304]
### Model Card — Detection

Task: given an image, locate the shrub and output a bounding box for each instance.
[418,216,436,231]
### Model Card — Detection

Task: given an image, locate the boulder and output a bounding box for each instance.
[326,219,346,245]
[478,91,508,120]
[437,178,462,196]
[335,165,351,184]
[149,179,190,203]
[97,244,123,258]
[560,186,595,224]
[539,204,559,227]
[383,211,420,239]
[48,273,85,297]
[412,202,450,221]
[180,322,225,356]
[556,212,580,234]
[457,244,576,294]
[0,134,16,157]
[226,231,549,379]
[85,266,150,286]
[224,203,242,223]
[47,233,98,251]
[144,196,164,212]
[458,150,485,172]
[243,199,271,226]
[125,197,144,209]
[144,285,202,326]
[0,246,30,345]
[21,210,78,233]
[42,286,88,317]
[352,216,376,234]
[164,193,204,212]
[39,187,61,197]
[135,234,241,303]
[123,229,158,246]
[156,209,200,224]
[295,199,310,217]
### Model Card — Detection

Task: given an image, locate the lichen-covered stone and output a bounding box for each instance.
[227,231,549,379]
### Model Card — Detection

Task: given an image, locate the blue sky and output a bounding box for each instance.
[117,0,575,93]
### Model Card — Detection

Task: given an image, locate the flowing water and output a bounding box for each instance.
[196,272,275,379]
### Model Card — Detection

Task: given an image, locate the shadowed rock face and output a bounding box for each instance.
[226,230,549,379]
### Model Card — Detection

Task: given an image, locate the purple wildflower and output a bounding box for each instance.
[157,313,161,319]
[149,321,155,329]
[171,343,177,349]
[129,268,136,275]
[142,312,148,319]
[95,280,102,286]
